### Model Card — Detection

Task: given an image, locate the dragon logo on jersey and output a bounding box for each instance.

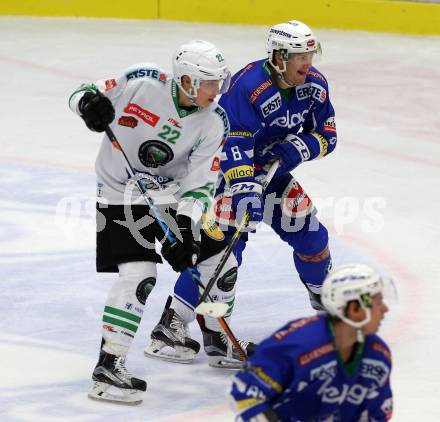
[138,140,174,168]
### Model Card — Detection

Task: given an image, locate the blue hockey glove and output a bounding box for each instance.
[230,180,264,226]
[258,135,311,176]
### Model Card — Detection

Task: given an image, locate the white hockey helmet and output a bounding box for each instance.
[267,20,321,76]
[172,40,231,99]
[321,264,389,329]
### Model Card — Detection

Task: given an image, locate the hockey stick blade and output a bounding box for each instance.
[195,302,229,318]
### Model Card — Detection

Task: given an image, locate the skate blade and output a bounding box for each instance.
[208,356,245,370]
[144,340,196,364]
[88,382,143,405]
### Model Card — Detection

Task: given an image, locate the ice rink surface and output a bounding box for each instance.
[0,17,439,421]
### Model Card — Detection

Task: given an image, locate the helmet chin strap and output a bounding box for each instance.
[276,71,296,88]
[269,59,296,88]
[179,76,199,106]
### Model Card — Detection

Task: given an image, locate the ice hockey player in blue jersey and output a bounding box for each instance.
[216,19,336,305]
[146,20,337,369]
[230,263,394,422]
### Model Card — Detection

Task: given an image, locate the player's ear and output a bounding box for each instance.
[273,51,282,67]
[181,75,191,90]
[346,301,363,322]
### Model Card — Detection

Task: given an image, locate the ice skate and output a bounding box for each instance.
[198,316,255,369]
[144,297,200,364]
[308,291,325,312]
[88,349,146,405]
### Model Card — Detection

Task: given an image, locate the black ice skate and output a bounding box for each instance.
[197,315,255,369]
[308,290,325,312]
[144,296,200,364]
[88,348,146,405]
[300,277,325,312]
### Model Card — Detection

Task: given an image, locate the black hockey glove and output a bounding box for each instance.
[78,90,115,132]
[161,215,200,272]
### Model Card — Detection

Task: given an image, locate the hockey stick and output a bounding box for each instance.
[195,159,279,318]
[104,125,250,360]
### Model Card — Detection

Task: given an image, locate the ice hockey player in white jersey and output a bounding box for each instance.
[69,40,234,405]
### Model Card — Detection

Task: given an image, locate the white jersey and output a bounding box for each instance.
[69,62,228,223]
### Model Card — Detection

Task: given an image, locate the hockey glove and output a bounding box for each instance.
[230,180,264,227]
[257,135,310,176]
[162,215,201,272]
[78,90,115,132]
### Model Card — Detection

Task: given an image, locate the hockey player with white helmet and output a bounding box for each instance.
[69,40,237,405]
[147,20,337,370]
[230,264,395,421]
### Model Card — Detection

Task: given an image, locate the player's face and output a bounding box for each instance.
[195,80,221,108]
[362,293,389,335]
[284,52,314,85]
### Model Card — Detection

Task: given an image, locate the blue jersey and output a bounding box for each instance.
[230,316,393,422]
[218,59,337,191]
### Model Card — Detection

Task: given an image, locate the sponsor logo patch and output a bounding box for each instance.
[168,117,182,128]
[260,92,282,118]
[202,212,225,241]
[323,116,337,133]
[281,178,314,218]
[250,79,273,103]
[310,361,338,381]
[126,67,167,83]
[381,397,393,419]
[269,109,308,129]
[103,324,116,333]
[311,132,328,158]
[118,115,138,128]
[227,63,255,94]
[299,342,335,366]
[229,131,253,137]
[307,70,327,83]
[372,341,392,362]
[211,156,221,171]
[224,165,254,183]
[124,103,160,127]
[296,82,327,103]
[274,316,320,341]
[269,28,292,38]
[361,358,390,386]
[121,330,135,338]
[213,192,234,227]
[105,79,117,91]
[286,136,311,161]
[214,106,229,138]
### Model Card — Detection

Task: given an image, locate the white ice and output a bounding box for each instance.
[0,17,439,421]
